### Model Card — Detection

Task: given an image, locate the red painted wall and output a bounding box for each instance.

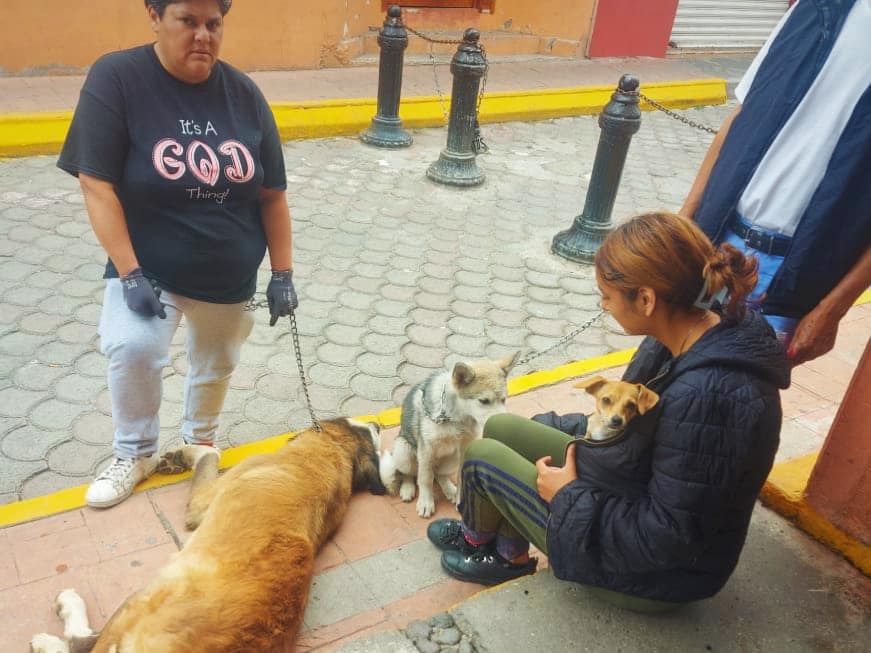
[805,339,871,545]
[587,0,680,58]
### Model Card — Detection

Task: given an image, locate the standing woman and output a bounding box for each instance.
[58,0,297,508]
[427,212,790,610]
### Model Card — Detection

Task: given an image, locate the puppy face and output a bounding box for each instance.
[574,375,659,440]
[451,353,518,424]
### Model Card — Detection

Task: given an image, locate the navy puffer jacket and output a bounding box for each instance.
[537,311,790,603]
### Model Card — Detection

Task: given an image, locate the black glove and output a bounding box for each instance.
[121,267,166,319]
[266,269,298,326]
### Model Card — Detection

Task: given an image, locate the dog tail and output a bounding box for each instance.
[379,448,399,496]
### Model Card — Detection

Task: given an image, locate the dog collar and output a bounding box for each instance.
[423,384,451,424]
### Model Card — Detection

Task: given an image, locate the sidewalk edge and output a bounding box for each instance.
[760,453,871,577]
[0,347,635,529]
[0,78,725,158]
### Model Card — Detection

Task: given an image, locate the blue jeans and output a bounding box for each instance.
[722,226,799,346]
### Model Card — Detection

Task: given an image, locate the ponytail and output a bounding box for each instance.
[699,243,759,320]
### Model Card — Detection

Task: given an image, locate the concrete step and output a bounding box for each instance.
[349,52,577,68]
[344,29,582,63]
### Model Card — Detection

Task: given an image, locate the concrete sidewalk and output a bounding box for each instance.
[1,305,869,652]
[0,53,753,113]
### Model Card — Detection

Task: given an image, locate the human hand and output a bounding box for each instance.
[266,269,299,327]
[787,304,840,366]
[535,443,578,503]
[121,268,166,319]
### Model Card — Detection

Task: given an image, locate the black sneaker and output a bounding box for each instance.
[441,549,538,586]
[426,519,485,554]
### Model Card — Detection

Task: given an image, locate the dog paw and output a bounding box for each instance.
[439,480,458,504]
[399,480,416,502]
[30,633,68,653]
[55,588,83,617]
[55,588,94,641]
[416,496,436,518]
[157,449,192,475]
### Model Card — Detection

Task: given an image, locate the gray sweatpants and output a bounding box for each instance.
[98,279,254,459]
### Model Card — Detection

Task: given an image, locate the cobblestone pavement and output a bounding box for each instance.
[0,103,732,503]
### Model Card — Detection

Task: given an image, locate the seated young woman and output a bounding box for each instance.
[427,211,790,612]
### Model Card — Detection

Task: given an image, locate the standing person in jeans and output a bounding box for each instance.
[427,212,790,611]
[682,0,871,365]
[57,0,298,508]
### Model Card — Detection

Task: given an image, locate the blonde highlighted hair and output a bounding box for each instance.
[594,212,758,320]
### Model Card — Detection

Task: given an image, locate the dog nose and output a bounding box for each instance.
[609,416,623,427]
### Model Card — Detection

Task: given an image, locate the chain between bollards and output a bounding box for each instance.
[552,74,642,264]
[426,28,488,187]
[406,23,489,154]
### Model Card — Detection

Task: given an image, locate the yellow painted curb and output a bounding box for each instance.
[761,453,871,577]
[0,78,725,158]
[759,453,819,518]
[508,348,636,395]
[0,348,633,529]
[0,111,75,158]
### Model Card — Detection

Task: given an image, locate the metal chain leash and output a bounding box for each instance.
[244,297,321,432]
[637,91,719,135]
[405,23,489,153]
[287,311,321,431]
[514,310,604,368]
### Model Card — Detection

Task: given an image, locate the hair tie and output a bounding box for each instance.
[693,278,729,311]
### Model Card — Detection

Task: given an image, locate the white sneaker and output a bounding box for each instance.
[85,455,157,509]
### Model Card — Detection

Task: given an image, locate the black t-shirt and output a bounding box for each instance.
[58,44,287,303]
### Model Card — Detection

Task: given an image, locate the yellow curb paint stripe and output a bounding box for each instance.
[0,486,88,529]
[759,452,819,517]
[0,78,725,158]
[508,348,636,395]
[793,504,871,577]
[0,111,74,157]
[0,349,634,529]
[761,452,871,577]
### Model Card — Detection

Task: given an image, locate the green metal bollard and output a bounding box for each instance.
[552,74,641,263]
[426,29,487,187]
[360,5,413,148]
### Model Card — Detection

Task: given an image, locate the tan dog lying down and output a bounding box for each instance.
[31,418,385,653]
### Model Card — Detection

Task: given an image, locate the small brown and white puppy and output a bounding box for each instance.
[30,418,385,653]
[574,375,659,442]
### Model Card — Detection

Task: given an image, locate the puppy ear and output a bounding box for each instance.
[452,362,476,387]
[498,351,520,374]
[635,385,660,415]
[573,375,607,395]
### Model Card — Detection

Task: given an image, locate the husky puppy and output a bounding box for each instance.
[381,354,517,518]
[31,418,385,653]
